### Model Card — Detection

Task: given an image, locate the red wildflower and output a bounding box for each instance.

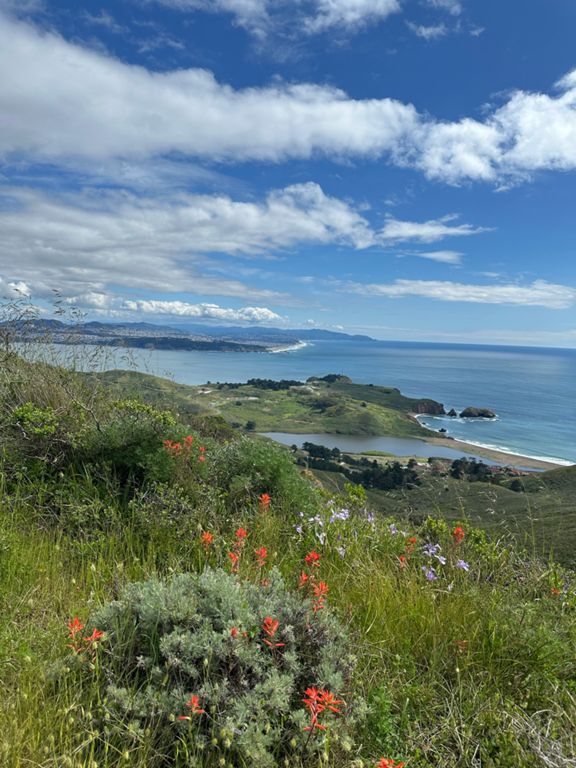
[235,527,248,540]
[405,536,417,554]
[550,587,561,597]
[259,492,271,509]
[83,628,104,645]
[376,760,405,768]
[228,551,239,573]
[298,571,310,588]
[198,454,206,463]
[178,694,205,720]
[230,627,239,638]
[304,551,321,568]
[254,546,268,567]
[201,531,214,549]
[398,554,407,567]
[302,687,343,732]
[262,616,285,648]
[453,526,465,545]
[163,439,173,449]
[312,581,329,613]
[67,617,85,638]
[184,435,194,447]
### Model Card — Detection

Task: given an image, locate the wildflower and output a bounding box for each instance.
[235,527,247,541]
[298,571,309,588]
[421,565,437,582]
[453,526,465,545]
[376,759,405,768]
[184,435,194,447]
[337,546,346,558]
[302,688,343,732]
[397,554,407,568]
[262,616,284,648]
[389,523,399,536]
[230,627,239,638]
[456,559,470,571]
[295,524,304,535]
[201,531,214,550]
[550,587,561,597]
[198,454,206,463]
[83,629,105,645]
[305,551,321,568]
[259,493,271,509]
[228,551,239,573]
[312,581,329,613]
[178,694,205,720]
[405,535,417,554]
[423,543,441,557]
[302,687,326,732]
[67,617,85,638]
[254,546,268,567]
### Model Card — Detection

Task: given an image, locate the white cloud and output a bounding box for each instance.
[123,300,283,323]
[2,14,576,184]
[145,0,400,36]
[0,278,31,298]
[381,215,487,243]
[305,0,400,33]
[415,250,463,264]
[425,0,461,15]
[0,182,382,303]
[344,279,576,308]
[407,22,447,40]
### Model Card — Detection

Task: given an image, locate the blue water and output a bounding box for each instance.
[77,340,575,465]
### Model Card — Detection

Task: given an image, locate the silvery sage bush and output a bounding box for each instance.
[91,567,362,767]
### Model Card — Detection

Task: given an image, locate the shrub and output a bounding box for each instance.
[90,568,360,767]
[210,437,320,515]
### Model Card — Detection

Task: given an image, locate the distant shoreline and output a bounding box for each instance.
[268,341,309,354]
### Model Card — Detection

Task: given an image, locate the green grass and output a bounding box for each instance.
[90,370,436,438]
[1,357,576,767]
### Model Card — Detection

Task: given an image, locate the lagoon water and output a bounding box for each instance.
[78,339,575,465]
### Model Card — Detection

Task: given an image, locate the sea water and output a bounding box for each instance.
[68,340,575,465]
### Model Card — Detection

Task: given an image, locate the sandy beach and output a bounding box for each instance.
[423,435,567,471]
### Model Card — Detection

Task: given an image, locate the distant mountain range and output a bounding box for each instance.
[4,319,376,350]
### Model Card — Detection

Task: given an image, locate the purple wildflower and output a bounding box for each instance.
[456,559,470,571]
[422,565,438,582]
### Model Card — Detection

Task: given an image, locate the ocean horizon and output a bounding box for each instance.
[56,338,575,466]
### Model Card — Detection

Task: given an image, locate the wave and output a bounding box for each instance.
[452,439,574,468]
[268,341,310,354]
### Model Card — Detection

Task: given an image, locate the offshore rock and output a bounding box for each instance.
[459,406,496,418]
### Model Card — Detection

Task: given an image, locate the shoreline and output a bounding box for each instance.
[422,435,567,471]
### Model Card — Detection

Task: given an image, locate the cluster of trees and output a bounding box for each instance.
[297,442,420,491]
[219,378,303,391]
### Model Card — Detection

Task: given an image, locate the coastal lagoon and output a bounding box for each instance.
[260,432,512,466]
[48,339,576,465]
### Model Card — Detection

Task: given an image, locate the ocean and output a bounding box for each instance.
[75,339,575,465]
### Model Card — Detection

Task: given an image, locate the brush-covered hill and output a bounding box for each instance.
[91,369,444,437]
[1,354,575,768]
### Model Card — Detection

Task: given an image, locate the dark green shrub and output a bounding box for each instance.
[91,568,361,766]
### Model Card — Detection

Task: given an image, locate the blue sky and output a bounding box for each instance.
[0,0,575,346]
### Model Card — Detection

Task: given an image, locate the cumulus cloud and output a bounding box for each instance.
[305,0,400,33]
[123,300,283,323]
[344,279,576,308]
[381,215,488,243]
[2,13,576,184]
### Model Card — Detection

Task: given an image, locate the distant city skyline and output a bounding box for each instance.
[0,0,575,347]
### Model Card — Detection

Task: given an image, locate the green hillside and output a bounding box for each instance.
[91,370,439,437]
[1,356,575,768]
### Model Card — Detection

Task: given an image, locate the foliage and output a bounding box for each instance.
[88,568,358,767]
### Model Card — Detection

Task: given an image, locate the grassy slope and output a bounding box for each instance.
[92,370,435,437]
[1,359,576,768]
[313,464,576,566]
